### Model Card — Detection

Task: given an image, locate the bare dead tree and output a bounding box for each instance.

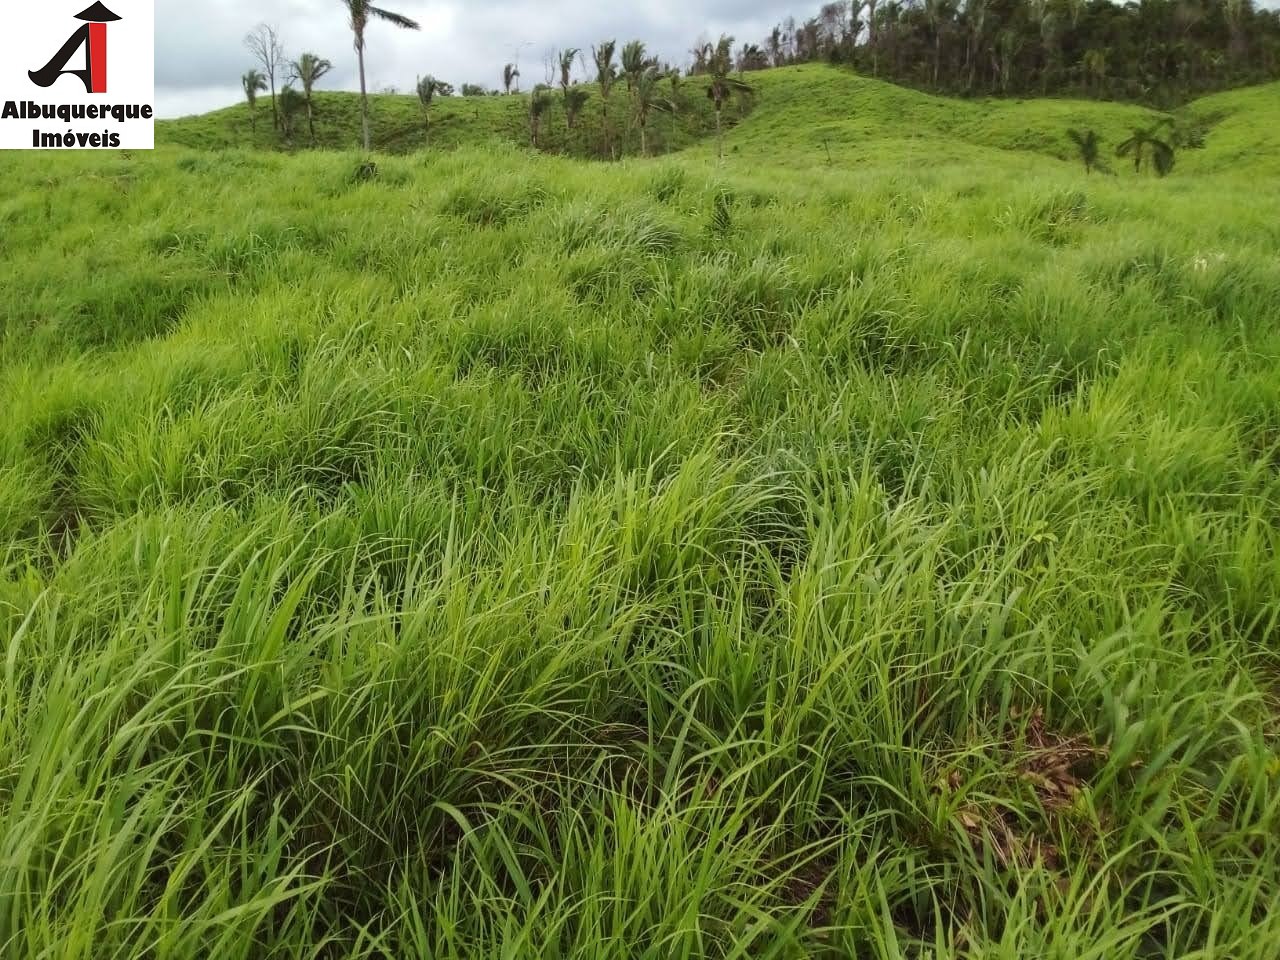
[245,24,286,131]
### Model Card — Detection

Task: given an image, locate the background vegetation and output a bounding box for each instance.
[753,0,1280,107]
[2,49,1279,960]
[161,75,749,158]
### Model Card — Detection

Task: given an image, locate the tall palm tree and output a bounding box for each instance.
[557,48,579,95]
[1066,128,1100,174]
[667,69,683,144]
[289,53,333,145]
[704,35,751,160]
[621,40,649,98]
[634,66,674,157]
[556,48,580,135]
[241,70,267,134]
[339,0,421,152]
[620,41,649,152]
[528,85,553,149]
[690,43,710,74]
[1117,127,1175,176]
[416,75,444,146]
[592,41,618,159]
[503,62,520,95]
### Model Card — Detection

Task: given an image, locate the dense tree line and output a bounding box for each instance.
[746,0,1280,106]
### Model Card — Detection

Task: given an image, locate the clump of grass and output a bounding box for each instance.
[708,187,735,236]
[648,164,688,202]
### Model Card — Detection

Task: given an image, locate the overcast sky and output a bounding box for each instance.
[155,0,806,117]
[154,0,1280,118]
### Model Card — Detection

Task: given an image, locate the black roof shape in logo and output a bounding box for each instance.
[75,2,122,22]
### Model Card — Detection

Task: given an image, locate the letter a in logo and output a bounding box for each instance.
[29,2,122,94]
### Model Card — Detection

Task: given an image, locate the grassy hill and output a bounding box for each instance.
[1181,81,1280,177]
[704,64,1162,170]
[3,64,1280,958]
[160,63,1280,178]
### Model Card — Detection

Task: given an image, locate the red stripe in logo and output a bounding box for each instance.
[89,22,107,93]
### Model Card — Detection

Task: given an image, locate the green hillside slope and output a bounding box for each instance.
[1181,81,1280,176]
[712,64,1162,171]
[160,64,1280,179]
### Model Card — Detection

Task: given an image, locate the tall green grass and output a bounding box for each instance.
[2,78,1279,958]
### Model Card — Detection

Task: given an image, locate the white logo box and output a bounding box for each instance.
[0,0,154,150]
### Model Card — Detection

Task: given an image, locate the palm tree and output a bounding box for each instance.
[1117,127,1175,177]
[1066,128,1100,174]
[621,40,649,99]
[667,69,683,144]
[1151,138,1176,178]
[528,85,553,149]
[416,75,444,146]
[241,70,267,134]
[737,43,769,71]
[564,86,590,131]
[503,62,520,95]
[620,41,649,153]
[592,41,618,159]
[634,66,674,157]
[704,35,751,160]
[557,48,579,95]
[289,53,333,145]
[338,0,421,152]
[556,48,580,134]
[690,42,710,74]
